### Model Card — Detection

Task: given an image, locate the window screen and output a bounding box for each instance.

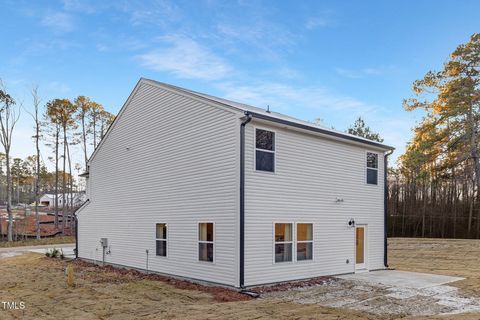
[366,152,378,185]
[256,129,275,172]
[198,223,214,262]
[274,223,292,262]
[297,223,313,261]
[156,223,167,257]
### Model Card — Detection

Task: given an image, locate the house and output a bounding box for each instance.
[76,78,394,288]
[39,194,55,207]
[40,193,86,209]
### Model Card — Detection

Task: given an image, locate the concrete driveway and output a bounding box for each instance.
[338,270,464,288]
[263,270,480,317]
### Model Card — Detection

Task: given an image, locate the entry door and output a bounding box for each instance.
[355,225,367,270]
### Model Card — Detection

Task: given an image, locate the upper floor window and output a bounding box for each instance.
[366,152,378,185]
[156,223,167,257]
[256,128,275,172]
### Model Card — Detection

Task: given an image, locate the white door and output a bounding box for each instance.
[355,225,367,270]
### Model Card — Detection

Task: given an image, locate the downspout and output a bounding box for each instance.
[384,150,394,268]
[72,199,90,259]
[74,212,78,259]
[240,112,252,288]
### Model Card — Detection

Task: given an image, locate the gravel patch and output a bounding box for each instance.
[262,277,480,317]
[0,251,23,259]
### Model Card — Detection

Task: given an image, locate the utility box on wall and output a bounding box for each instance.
[100,238,108,248]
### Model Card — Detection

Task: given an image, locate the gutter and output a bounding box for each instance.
[248,111,394,151]
[384,150,394,268]
[240,112,252,288]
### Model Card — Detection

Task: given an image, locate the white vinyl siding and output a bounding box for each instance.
[244,121,385,286]
[77,82,240,287]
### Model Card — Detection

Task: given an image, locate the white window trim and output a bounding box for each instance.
[296,222,314,263]
[198,222,215,264]
[155,223,168,258]
[273,222,293,264]
[365,151,379,186]
[254,127,276,174]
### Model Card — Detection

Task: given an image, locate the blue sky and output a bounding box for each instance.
[1,0,479,170]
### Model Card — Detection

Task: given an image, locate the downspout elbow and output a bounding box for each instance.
[241,112,253,126]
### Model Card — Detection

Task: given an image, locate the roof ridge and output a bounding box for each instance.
[142,78,394,151]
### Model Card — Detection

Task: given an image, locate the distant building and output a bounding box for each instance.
[39,193,86,208]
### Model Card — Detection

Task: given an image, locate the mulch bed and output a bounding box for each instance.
[70,259,252,302]
[62,259,334,302]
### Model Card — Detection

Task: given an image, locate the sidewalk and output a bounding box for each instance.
[0,243,75,259]
[0,243,75,252]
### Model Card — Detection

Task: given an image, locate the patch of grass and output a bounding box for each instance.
[45,248,61,258]
[0,236,74,248]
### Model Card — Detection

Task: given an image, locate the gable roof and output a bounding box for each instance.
[143,78,395,151]
[88,78,394,166]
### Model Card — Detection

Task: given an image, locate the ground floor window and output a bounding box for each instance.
[156,223,167,257]
[275,223,293,262]
[297,223,313,261]
[198,222,214,262]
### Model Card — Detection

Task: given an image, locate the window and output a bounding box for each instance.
[274,223,292,262]
[255,128,275,172]
[366,152,378,185]
[156,223,167,257]
[198,223,214,262]
[297,223,313,261]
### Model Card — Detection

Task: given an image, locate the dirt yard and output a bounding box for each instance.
[389,238,480,297]
[0,238,480,320]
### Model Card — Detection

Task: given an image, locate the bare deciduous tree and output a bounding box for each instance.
[25,86,42,239]
[0,80,20,242]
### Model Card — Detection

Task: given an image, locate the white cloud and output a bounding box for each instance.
[215,21,296,61]
[45,81,71,95]
[127,0,182,27]
[217,81,375,114]
[305,17,330,30]
[62,0,99,13]
[137,35,231,80]
[41,12,75,33]
[335,66,400,79]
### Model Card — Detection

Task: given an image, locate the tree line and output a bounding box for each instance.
[388,33,480,239]
[349,34,480,239]
[0,82,114,241]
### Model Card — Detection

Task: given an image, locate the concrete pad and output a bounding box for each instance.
[28,246,75,258]
[338,270,464,289]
